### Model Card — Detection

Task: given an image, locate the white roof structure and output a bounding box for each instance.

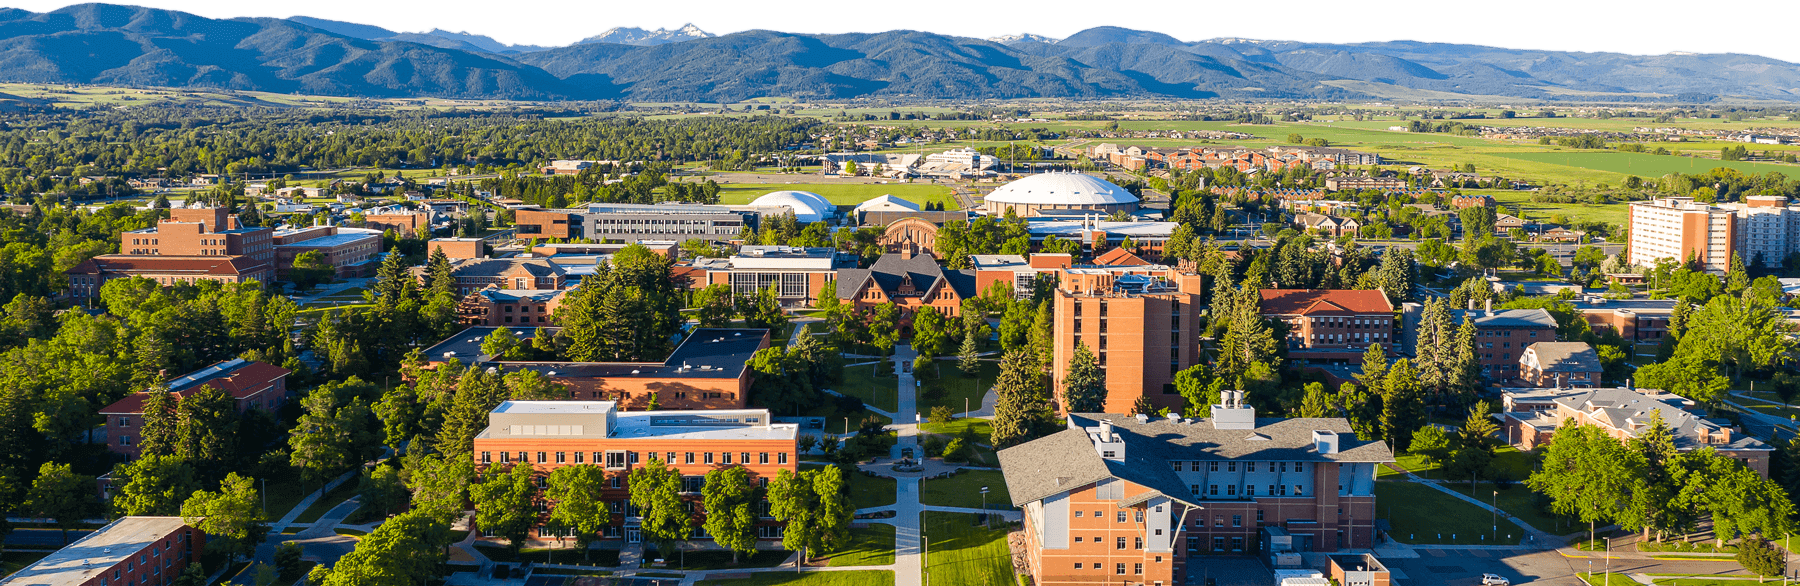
[749,191,833,223]
[854,195,920,214]
[985,173,1138,206]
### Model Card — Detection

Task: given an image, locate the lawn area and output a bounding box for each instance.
[1434,480,1572,537]
[293,476,361,524]
[824,524,897,567]
[918,418,993,438]
[261,465,311,520]
[1380,445,1535,482]
[833,363,899,413]
[918,361,999,415]
[1,550,52,575]
[1485,190,1629,227]
[696,570,894,586]
[473,544,621,566]
[714,183,955,208]
[921,470,1011,511]
[923,512,1015,586]
[1577,573,1642,586]
[1491,151,1800,180]
[646,547,788,571]
[804,463,896,510]
[1373,481,1527,545]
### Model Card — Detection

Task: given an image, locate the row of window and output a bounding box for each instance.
[1172,461,1308,473]
[1193,484,1306,497]
[482,451,788,467]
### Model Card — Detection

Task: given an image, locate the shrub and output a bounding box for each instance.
[929,405,955,424]
[944,438,968,463]
[1737,536,1786,577]
[921,436,947,458]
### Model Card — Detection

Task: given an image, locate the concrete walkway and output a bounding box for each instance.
[1391,469,1559,550]
[889,344,924,586]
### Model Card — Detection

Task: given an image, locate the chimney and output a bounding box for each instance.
[900,243,914,260]
[1484,298,1494,317]
[1467,298,1474,311]
[1719,426,1732,444]
[1313,430,1340,454]
[1098,419,1114,439]
[1697,427,1712,444]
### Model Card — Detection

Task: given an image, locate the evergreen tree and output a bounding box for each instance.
[957,330,980,374]
[1450,316,1481,401]
[1218,288,1279,384]
[1355,343,1388,395]
[1726,252,1749,297]
[1380,358,1426,452]
[1414,298,1452,398]
[1457,401,1499,453]
[991,349,1047,449]
[426,248,456,299]
[138,389,179,458]
[1299,382,1332,418]
[1060,341,1107,413]
[1375,248,1415,304]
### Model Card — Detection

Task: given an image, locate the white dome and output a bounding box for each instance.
[984,173,1139,206]
[750,190,833,223]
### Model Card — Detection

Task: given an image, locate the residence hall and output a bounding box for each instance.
[470,401,798,542]
[98,359,291,458]
[272,225,382,278]
[693,246,855,307]
[1259,290,1395,362]
[1398,301,1558,381]
[1052,264,1204,415]
[455,287,566,327]
[412,257,570,295]
[1517,342,1603,388]
[1569,295,1675,342]
[1626,196,1736,274]
[998,393,1394,586]
[1502,386,1772,477]
[836,245,979,321]
[423,327,769,410]
[67,255,275,300]
[0,517,203,586]
[68,208,277,299]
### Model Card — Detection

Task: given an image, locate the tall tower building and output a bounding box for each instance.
[1626,197,1735,273]
[1052,266,1203,415]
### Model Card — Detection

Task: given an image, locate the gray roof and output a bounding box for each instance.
[1451,308,1557,329]
[837,252,969,300]
[1541,387,1771,451]
[1525,342,1601,373]
[999,413,1394,508]
[449,258,568,279]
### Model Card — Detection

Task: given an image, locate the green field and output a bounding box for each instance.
[921,470,1010,511]
[714,183,956,208]
[1374,481,1528,546]
[1491,151,1800,178]
[923,512,1015,586]
[833,363,900,413]
[824,525,898,567]
[696,570,894,586]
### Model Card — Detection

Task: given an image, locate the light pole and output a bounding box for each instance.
[981,486,991,528]
[1491,491,1498,543]
[1605,537,1612,585]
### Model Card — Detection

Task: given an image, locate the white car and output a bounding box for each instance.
[1481,574,1510,586]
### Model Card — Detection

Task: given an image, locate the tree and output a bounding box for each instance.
[358,464,408,517]
[470,462,538,554]
[290,250,334,290]
[403,452,473,516]
[1458,401,1499,453]
[1738,536,1787,577]
[289,389,355,486]
[811,465,853,552]
[318,509,453,586]
[544,465,610,560]
[911,306,950,359]
[1299,382,1332,418]
[175,385,239,475]
[481,326,520,359]
[1526,423,1642,541]
[1409,426,1452,467]
[1060,341,1107,413]
[1675,449,1795,548]
[27,462,100,545]
[991,349,1048,449]
[1217,288,1280,383]
[1173,364,1222,419]
[182,473,269,561]
[274,542,305,582]
[1380,359,1426,452]
[691,284,736,329]
[767,469,820,563]
[112,454,199,516]
[701,466,759,563]
[957,330,980,374]
[372,384,421,452]
[627,457,690,554]
[138,389,179,458]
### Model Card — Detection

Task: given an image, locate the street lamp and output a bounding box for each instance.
[1491,491,1498,543]
[981,486,991,528]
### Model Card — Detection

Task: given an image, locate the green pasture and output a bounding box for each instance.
[1490,151,1800,179]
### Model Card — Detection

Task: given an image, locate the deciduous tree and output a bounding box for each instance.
[701,466,758,563]
[181,473,268,561]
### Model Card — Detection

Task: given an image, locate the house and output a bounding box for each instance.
[1494,214,1527,233]
[1294,213,1360,238]
[99,359,291,458]
[1539,227,1585,242]
[1517,342,1602,388]
[1449,194,1494,209]
[997,394,1393,586]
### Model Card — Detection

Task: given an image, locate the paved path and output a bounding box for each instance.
[1391,469,1558,549]
[889,344,924,586]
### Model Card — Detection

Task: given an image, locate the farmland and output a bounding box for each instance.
[1489,151,1800,178]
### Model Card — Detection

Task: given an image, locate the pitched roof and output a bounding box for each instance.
[99,360,290,414]
[1537,387,1770,451]
[1259,289,1393,315]
[850,251,953,299]
[1524,342,1602,373]
[73,255,269,276]
[1450,308,1557,329]
[449,258,568,279]
[1092,247,1149,266]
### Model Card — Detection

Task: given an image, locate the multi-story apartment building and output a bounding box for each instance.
[414,257,570,295]
[694,246,853,306]
[1502,387,1771,477]
[1052,265,1204,415]
[999,395,1393,586]
[513,203,766,244]
[456,288,567,327]
[121,208,276,265]
[470,401,798,542]
[99,359,289,458]
[273,226,383,278]
[67,255,276,299]
[1322,176,1405,192]
[1402,302,1559,381]
[1626,197,1736,273]
[1259,290,1394,361]
[1720,195,1800,268]
[424,327,769,410]
[1517,342,1602,388]
[0,517,203,586]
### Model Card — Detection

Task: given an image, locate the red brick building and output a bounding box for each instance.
[835,246,978,320]
[0,516,203,586]
[423,327,770,411]
[363,212,432,237]
[121,208,276,266]
[430,238,487,260]
[1502,387,1771,477]
[1053,266,1204,415]
[99,359,290,458]
[414,257,570,295]
[1401,303,1558,381]
[273,226,383,278]
[1259,290,1394,361]
[470,401,798,543]
[456,287,567,327]
[67,256,276,300]
[999,399,1393,586]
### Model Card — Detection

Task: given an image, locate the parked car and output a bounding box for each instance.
[1481,574,1510,585]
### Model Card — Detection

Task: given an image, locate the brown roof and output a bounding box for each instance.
[1258,289,1393,316]
[99,360,290,414]
[1028,254,1073,269]
[1092,248,1149,266]
[72,255,269,276]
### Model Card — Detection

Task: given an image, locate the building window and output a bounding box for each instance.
[481,452,491,463]
[1232,515,1242,527]
[1116,537,1126,550]
[685,453,695,464]
[705,453,715,465]
[574,452,584,464]
[1116,563,1127,575]
[722,452,732,465]
[778,453,788,465]
[537,452,547,464]
[760,453,770,464]
[555,452,566,464]
[1134,563,1143,575]
[1134,537,1143,549]
[606,451,628,470]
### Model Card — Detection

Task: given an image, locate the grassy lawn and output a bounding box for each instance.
[262,465,310,521]
[696,570,895,586]
[293,477,361,524]
[804,464,896,510]
[833,363,899,413]
[714,183,955,208]
[919,418,993,438]
[919,361,999,414]
[923,512,1015,586]
[473,544,621,566]
[921,470,1011,511]
[1374,481,1527,545]
[1380,445,1535,481]
[648,548,788,570]
[824,524,897,567]
[1,550,52,575]
[1577,573,1642,586]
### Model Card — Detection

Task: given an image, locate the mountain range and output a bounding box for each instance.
[0,4,1795,104]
